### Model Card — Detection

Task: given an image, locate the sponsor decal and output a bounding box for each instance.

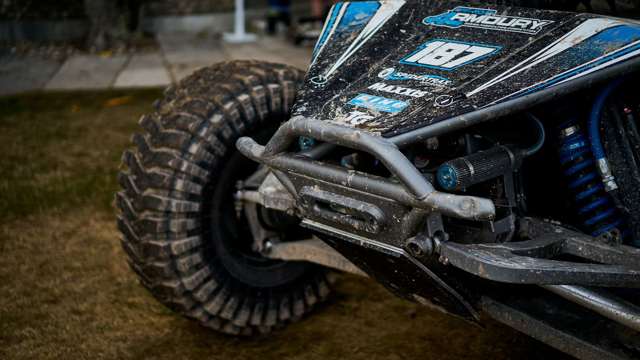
[343,111,375,125]
[401,39,500,71]
[348,93,408,113]
[377,68,452,87]
[368,82,428,98]
[423,6,553,35]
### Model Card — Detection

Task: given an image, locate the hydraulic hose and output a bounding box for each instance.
[588,79,624,191]
[523,113,546,157]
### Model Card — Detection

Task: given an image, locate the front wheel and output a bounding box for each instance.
[116,60,334,335]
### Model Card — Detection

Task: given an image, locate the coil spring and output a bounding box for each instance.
[558,122,625,238]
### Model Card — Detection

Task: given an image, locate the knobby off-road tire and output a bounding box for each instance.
[116,60,334,335]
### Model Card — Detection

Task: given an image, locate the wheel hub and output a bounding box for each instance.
[235,170,299,253]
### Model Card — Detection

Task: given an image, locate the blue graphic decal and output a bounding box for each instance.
[348,93,408,113]
[423,7,494,28]
[400,39,501,72]
[571,24,640,60]
[312,1,381,60]
[499,24,640,102]
[313,3,344,58]
[337,2,381,33]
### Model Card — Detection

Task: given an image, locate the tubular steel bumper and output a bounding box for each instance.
[236,116,495,221]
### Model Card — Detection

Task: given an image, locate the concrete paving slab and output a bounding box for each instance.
[0,56,61,96]
[114,53,171,88]
[0,33,313,95]
[222,36,312,70]
[46,54,129,90]
[262,36,313,70]
[222,41,273,61]
[157,32,228,81]
[167,36,313,80]
[158,32,227,64]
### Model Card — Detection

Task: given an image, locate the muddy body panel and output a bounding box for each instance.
[295,0,640,136]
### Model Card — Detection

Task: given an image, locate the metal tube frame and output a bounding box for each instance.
[543,285,640,332]
[237,117,496,221]
[263,116,435,199]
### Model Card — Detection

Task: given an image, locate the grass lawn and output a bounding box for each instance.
[0,90,568,359]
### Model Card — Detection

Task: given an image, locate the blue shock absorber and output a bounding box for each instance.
[558,121,625,238]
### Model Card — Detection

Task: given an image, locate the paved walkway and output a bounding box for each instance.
[0,34,312,96]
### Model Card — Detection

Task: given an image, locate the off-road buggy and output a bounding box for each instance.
[116,1,640,359]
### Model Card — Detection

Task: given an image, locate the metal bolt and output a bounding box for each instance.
[405,235,434,258]
[407,242,424,257]
[298,136,315,150]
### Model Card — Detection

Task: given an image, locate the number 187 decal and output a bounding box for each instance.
[400,39,501,71]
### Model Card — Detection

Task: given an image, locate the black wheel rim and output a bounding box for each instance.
[207,128,309,288]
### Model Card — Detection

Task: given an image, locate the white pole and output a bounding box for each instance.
[234,0,244,35]
[224,0,257,43]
